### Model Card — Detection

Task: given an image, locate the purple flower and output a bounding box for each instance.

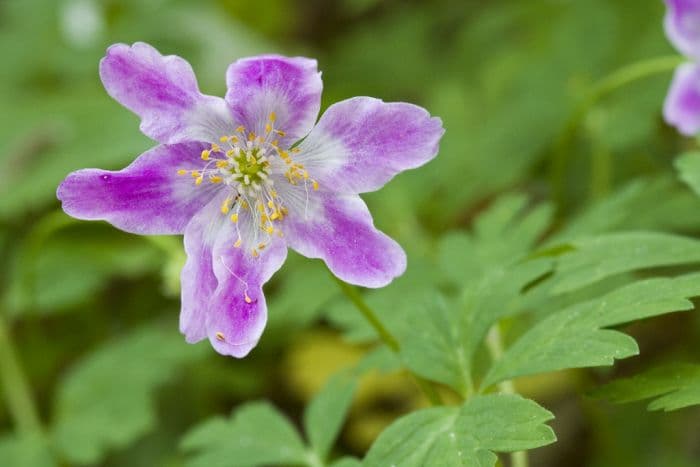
[57,43,444,357]
[664,0,700,135]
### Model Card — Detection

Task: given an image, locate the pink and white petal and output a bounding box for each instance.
[101,42,234,144]
[57,143,218,235]
[296,97,444,194]
[179,192,230,344]
[206,226,288,358]
[225,55,322,145]
[665,0,700,60]
[664,63,700,136]
[282,192,406,288]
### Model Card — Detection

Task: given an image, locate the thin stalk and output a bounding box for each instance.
[0,313,42,435]
[550,54,685,213]
[329,273,443,406]
[486,324,526,467]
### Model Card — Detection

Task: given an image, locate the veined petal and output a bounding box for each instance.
[283,193,406,288]
[207,226,288,358]
[57,143,218,235]
[665,0,700,59]
[225,55,322,145]
[664,63,700,136]
[180,192,230,344]
[295,97,444,194]
[100,42,234,144]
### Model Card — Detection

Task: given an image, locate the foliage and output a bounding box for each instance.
[2,1,700,466]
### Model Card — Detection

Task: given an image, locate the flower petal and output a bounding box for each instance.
[665,0,700,59]
[225,55,322,145]
[57,143,218,234]
[282,193,406,288]
[295,97,444,194]
[664,63,700,136]
[100,42,233,144]
[180,192,230,344]
[206,227,288,358]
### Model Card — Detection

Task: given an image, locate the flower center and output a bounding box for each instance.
[176,112,318,257]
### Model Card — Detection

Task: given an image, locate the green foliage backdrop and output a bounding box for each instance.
[1,1,699,466]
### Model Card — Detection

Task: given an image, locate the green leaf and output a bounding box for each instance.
[330,457,363,467]
[364,394,555,467]
[0,434,55,467]
[484,274,700,387]
[548,232,700,294]
[675,151,700,197]
[303,372,358,462]
[51,323,206,465]
[592,363,700,411]
[181,402,308,467]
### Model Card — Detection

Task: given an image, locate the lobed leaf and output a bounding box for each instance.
[364,394,555,467]
[592,363,700,411]
[484,274,700,387]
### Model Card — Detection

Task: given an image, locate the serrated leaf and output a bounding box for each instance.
[303,372,358,462]
[181,402,308,467]
[549,232,700,294]
[675,152,700,197]
[0,434,55,467]
[593,363,700,411]
[364,394,555,467]
[51,323,206,465]
[484,274,700,386]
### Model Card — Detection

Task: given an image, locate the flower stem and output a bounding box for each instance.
[550,54,685,213]
[486,323,527,467]
[0,313,42,435]
[329,272,443,405]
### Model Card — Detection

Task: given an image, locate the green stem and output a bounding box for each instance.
[550,54,685,213]
[329,273,443,406]
[486,324,526,467]
[0,313,42,435]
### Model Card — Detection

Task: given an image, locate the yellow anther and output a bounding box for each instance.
[236,125,245,133]
[270,212,280,221]
[234,238,242,248]
[219,136,229,143]
[191,171,201,178]
[269,112,276,122]
[221,198,231,214]
[312,180,319,191]
[248,132,256,142]
[256,203,265,213]
[258,243,266,250]
[230,213,238,223]
[251,249,259,258]
[177,169,188,176]
[241,201,249,209]
[201,150,210,160]
[275,130,286,137]
[226,149,235,157]
[215,332,225,341]
[270,190,277,198]
[265,123,272,134]
[210,176,223,184]
[244,292,253,303]
[211,143,220,152]
[265,225,274,234]
[195,176,204,185]
[267,200,275,208]
[302,170,309,180]
[231,136,239,143]
[271,140,279,148]
[216,160,228,168]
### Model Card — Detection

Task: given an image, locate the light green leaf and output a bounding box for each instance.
[592,363,700,411]
[675,151,700,197]
[484,274,700,386]
[181,402,308,467]
[303,372,358,462]
[549,232,700,294]
[0,434,55,467]
[330,457,362,467]
[51,323,206,465]
[364,394,555,467]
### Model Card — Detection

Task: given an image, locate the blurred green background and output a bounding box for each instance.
[1,0,699,466]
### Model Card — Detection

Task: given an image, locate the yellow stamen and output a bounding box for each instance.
[251,249,259,258]
[177,169,188,176]
[244,293,252,303]
[215,332,225,341]
[211,143,220,152]
[210,176,223,184]
[312,180,319,191]
[269,112,276,122]
[234,238,242,248]
[230,213,238,223]
[195,176,203,185]
[236,125,245,133]
[221,198,231,214]
[275,130,286,137]
[219,136,229,143]
[201,150,210,160]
